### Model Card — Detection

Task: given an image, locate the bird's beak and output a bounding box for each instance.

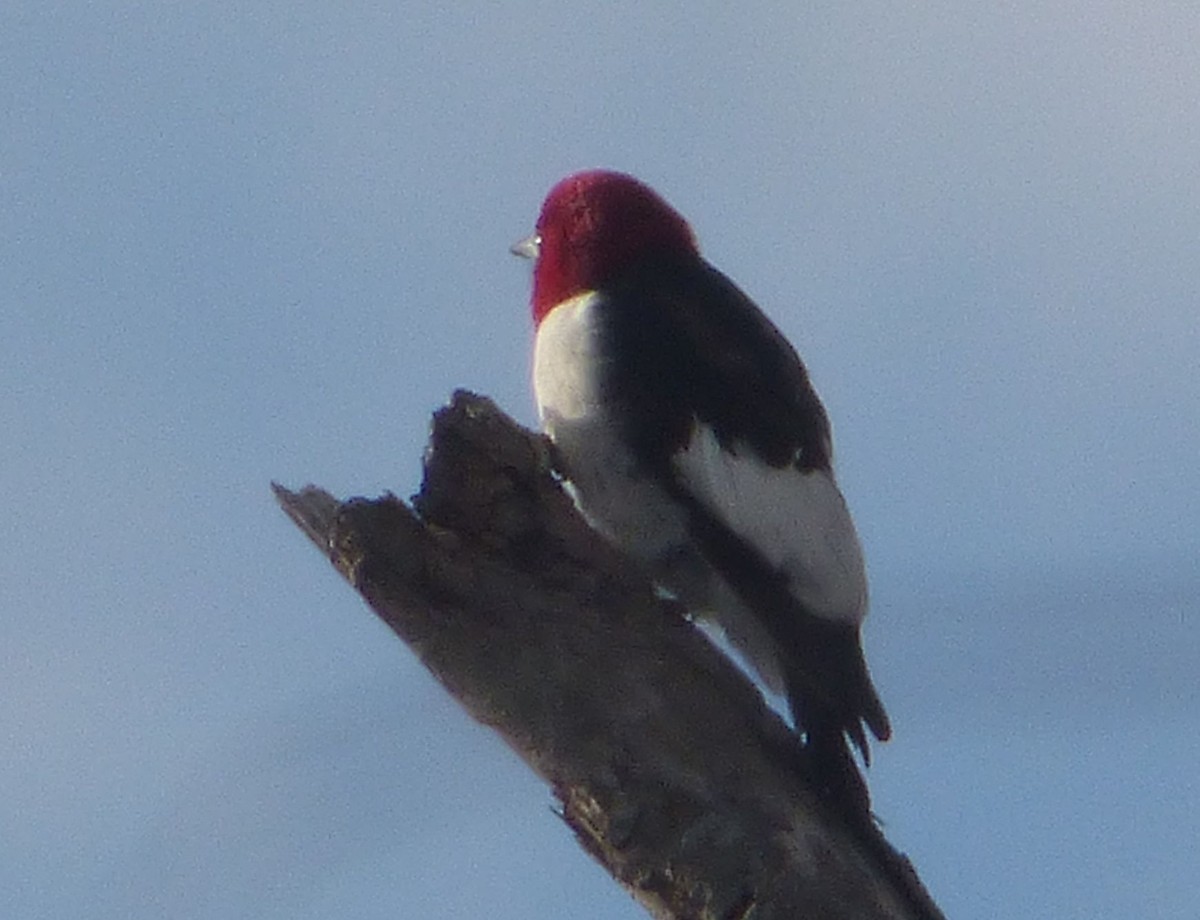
[510,233,541,260]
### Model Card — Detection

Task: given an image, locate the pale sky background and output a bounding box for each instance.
[3,3,1199,918]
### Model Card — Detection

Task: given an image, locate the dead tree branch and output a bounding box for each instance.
[273,390,944,920]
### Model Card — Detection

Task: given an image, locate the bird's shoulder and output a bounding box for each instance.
[599,256,832,473]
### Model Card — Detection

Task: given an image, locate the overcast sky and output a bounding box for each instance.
[3,3,1198,918]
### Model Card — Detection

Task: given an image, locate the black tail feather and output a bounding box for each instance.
[780,619,890,750]
[665,484,891,816]
[804,722,872,821]
[781,628,890,820]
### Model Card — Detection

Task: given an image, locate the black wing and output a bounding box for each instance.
[597,254,890,818]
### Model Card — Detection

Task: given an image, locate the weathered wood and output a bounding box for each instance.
[273,390,944,920]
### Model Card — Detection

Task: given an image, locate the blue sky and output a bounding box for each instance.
[3,3,1198,917]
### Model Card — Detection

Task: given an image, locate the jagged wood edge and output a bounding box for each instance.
[273,389,944,920]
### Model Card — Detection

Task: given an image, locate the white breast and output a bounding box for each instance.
[533,293,691,559]
[533,292,608,428]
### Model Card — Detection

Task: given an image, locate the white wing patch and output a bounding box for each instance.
[673,423,869,624]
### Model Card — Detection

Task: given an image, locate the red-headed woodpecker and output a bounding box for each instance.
[513,170,890,813]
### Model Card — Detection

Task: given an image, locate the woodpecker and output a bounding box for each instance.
[513,170,890,814]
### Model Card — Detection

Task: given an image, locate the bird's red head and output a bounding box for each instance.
[524,170,698,325]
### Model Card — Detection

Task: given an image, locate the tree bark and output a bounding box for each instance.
[273,390,945,920]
